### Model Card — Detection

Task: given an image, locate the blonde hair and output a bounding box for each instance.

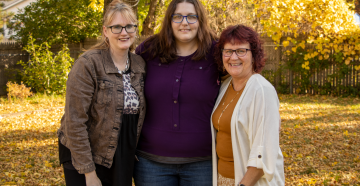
[89,0,137,51]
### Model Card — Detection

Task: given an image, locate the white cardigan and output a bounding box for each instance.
[211,74,285,186]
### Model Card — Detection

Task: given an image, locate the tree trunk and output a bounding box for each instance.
[141,0,159,36]
[355,0,360,15]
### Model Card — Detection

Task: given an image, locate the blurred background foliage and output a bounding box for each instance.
[3,0,360,96]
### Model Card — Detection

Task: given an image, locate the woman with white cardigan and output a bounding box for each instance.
[211,25,285,186]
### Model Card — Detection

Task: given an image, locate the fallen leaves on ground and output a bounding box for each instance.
[0,109,64,185]
[0,94,65,115]
[0,94,359,185]
[279,94,360,185]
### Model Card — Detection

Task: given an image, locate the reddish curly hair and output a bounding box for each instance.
[214,25,265,74]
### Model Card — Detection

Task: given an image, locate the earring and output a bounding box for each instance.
[223,66,226,72]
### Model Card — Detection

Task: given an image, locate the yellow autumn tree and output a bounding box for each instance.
[252,0,360,69]
[201,0,257,33]
[89,0,104,12]
[89,0,360,72]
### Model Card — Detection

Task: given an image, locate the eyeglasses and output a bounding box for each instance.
[222,48,251,57]
[106,24,137,34]
[171,14,198,24]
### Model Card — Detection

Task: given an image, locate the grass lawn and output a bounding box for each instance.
[0,94,359,185]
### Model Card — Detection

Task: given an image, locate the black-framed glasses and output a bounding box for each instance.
[222,48,251,57]
[171,14,198,24]
[106,24,137,34]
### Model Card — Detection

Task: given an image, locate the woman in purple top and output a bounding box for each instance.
[133,0,219,185]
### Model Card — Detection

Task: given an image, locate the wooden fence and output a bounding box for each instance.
[261,36,360,95]
[0,39,98,96]
[0,37,359,96]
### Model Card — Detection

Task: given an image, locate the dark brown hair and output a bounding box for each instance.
[214,25,266,73]
[143,0,217,63]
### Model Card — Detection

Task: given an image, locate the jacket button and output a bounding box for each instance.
[174,124,177,127]
[258,155,262,158]
[158,63,161,66]
[174,100,177,103]
[199,67,202,69]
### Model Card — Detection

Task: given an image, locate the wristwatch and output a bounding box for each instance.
[237,184,245,186]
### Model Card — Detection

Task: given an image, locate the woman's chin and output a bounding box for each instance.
[227,70,243,78]
[113,45,131,51]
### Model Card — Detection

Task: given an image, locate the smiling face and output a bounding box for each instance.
[103,12,136,52]
[171,2,199,44]
[223,42,254,79]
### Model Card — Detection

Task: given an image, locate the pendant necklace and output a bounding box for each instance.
[116,54,129,74]
[217,78,249,131]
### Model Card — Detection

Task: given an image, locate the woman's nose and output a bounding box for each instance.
[180,18,189,25]
[230,52,238,59]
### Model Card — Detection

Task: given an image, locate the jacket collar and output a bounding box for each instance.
[102,49,144,74]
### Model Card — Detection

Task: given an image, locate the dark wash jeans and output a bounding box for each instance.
[133,156,212,186]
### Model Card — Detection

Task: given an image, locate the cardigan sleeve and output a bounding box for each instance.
[246,84,281,182]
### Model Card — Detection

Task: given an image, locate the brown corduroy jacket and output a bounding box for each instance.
[57,49,146,174]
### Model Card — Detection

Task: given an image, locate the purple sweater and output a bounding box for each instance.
[135,41,220,157]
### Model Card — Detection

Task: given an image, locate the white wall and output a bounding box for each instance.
[3,0,37,13]
[1,0,37,41]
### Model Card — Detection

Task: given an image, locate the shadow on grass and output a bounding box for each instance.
[279,94,360,106]
[0,129,58,144]
[280,108,360,125]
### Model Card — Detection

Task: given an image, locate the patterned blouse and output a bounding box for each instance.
[120,71,140,114]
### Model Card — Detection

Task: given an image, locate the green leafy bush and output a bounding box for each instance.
[17,35,74,94]
[8,0,102,45]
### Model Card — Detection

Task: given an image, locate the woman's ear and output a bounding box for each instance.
[103,26,109,38]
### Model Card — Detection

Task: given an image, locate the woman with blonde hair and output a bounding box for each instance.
[57,1,146,186]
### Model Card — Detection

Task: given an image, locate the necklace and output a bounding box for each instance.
[217,81,239,131]
[116,55,129,74]
[217,77,250,131]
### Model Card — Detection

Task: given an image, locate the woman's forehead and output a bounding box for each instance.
[174,2,197,15]
[224,41,250,48]
[108,12,135,25]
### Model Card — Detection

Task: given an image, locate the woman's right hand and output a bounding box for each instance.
[85,170,102,186]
